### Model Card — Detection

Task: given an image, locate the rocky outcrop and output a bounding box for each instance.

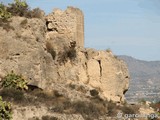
[55,48,129,102]
[0,16,59,89]
[0,7,129,103]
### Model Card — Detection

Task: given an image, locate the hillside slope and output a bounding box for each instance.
[0,6,131,120]
[119,55,160,102]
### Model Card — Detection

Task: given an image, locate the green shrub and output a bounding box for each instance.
[0,96,12,120]
[7,0,29,17]
[0,3,11,20]
[0,2,14,32]
[7,0,44,18]
[2,71,28,90]
[1,0,43,20]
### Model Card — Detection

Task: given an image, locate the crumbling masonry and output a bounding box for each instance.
[46,6,84,48]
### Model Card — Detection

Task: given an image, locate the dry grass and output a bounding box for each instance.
[42,115,58,120]
[7,2,43,19]
[0,88,25,103]
[0,19,14,32]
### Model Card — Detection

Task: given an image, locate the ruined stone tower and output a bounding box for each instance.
[46,6,84,48]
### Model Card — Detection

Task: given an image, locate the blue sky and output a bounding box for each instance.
[2,0,160,61]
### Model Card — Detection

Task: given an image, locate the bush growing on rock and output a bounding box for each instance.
[0,0,44,20]
[58,41,77,64]
[0,96,12,120]
[7,0,44,18]
[7,0,29,17]
[1,71,28,90]
[0,3,11,21]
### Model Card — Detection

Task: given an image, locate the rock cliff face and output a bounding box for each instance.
[0,7,129,103]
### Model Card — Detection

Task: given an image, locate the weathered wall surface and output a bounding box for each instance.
[46,7,84,49]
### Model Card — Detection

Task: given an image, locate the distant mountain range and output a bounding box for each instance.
[118,55,160,102]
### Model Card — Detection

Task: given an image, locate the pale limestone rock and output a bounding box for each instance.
[0,7,132,120]
[77,65,88,84]
[0,8,129,104]
[87,59,101,88]
[0,16,58,89]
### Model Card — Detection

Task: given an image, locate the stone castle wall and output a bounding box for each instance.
[46,6,84,48]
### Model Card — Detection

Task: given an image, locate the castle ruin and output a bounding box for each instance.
[46,6,84,48]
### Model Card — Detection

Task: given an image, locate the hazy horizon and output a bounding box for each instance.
[2,0,160,61]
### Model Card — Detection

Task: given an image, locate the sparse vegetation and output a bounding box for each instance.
[0,2,14,31]
[42,115,58,120]
[121,105,136,115]
[58,41,77,64]
[51,99,107,120]
[1,71,28,90]
[106,48,112,53]
[0,88,25,103]
[0,96,12,120]
[0,0,43,21]
[107,100,117,116]
[0,3,11,20]
[0,19,14,31]
[72,101,102,119]
[7,0,28,17]
[29,8,44,18]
